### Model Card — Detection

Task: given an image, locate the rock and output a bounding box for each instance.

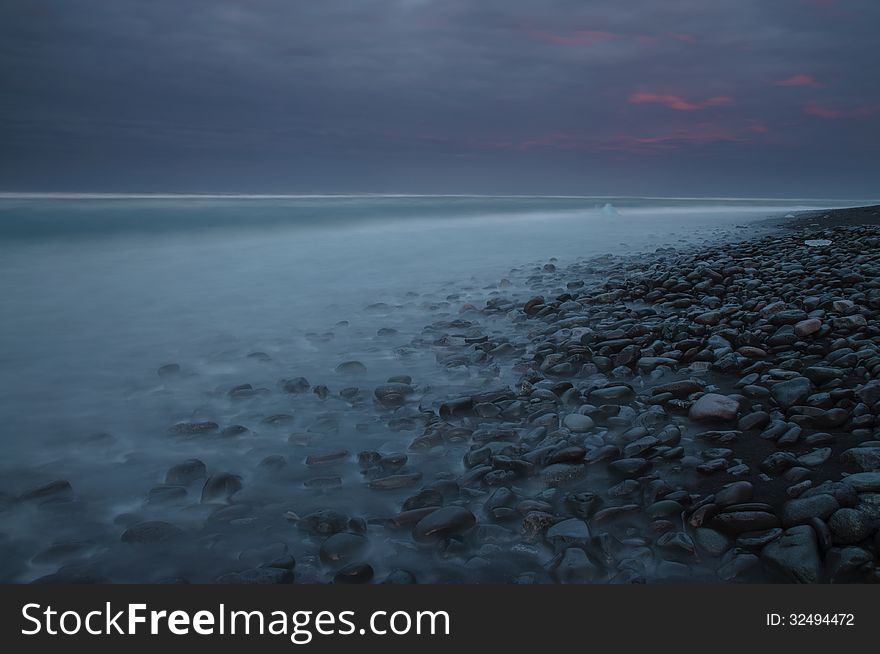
[794,318,822,337]
[334,563,374,584]
[319,533,368,565]
[281,377,310,393]
[217,568,293,584]
[840,447,880,472]
[843,472,880,492]
[523,296,545,315]
[714,481,754,508]
[797,448,831,468]
[587,385,635,403]
[412,507,476,542]
[562,414,594,432]
[761,525,822,583]
[542,463,587,486]
[19,480,73,503]
[688,394,739,422]
[651,380,704,398]
[298,510,350,535]
[554,547,598,583]
[201,473,242,503]
[335,360,367,375]
[712,510,779,534]
[368,473,422,490]
[374,383,414,408]
[545,518,590,548]
[305,450,349,466]
[825,547,872,582]
[856,380,880,407]
[608,458,650,477]
[221,424,249,437]
[771,377,813,410]
[168,421,219,436]
[382,569,417,584]
[781,494,839,527]
[165,459,207,485]
[736,528,783,550]
[147,485,187,504]
[828,508,872,544]
[693,528,731,556]
[121,521,184,544]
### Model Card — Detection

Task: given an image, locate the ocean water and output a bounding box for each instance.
[0,195,852,582]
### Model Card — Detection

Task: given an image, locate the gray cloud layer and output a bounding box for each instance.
[1,0,878,196]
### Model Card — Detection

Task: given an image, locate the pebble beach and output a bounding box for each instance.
[4,203,880,584]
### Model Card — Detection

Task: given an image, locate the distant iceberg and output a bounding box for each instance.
[600,202,619,216]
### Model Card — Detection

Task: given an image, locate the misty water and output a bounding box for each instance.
[0,195,849,582]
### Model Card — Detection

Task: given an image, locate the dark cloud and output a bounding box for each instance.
[1,0,878,196]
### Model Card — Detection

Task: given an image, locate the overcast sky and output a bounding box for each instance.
[1,0,878,197]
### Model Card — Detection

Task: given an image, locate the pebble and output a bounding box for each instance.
[688,394,740,422]
[412,506,476,542]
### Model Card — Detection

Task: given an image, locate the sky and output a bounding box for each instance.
[1,0,878,197]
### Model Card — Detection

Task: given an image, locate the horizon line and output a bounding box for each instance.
[0,192,876,203]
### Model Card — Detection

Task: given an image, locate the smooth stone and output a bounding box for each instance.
[828,508,872,544]
[693,528,731,556]
[563,414,594,433]
[736,528,783,550]
[712,510,779,534]
[18,480,73,503]
[842,472,880,492]
[688,394,739,422]
[554,547,598,583]
[545,518,591,548]
[334,563,374,584]
[761,525,822,583]
[382,569,417,584]
[165,459,207,485]
[840,447,880,472]
[412,506,476,542]
[201,473,242,502]
[608,458,650,477]
[319,533,368,565]
[771,377,813,410]
[781,494,839,527]
[335,360,367,375]
[121,521,184,544]
[714,481,754,508]
[368,473,422,490]
[794,318,822,337]
[217,567,292,584]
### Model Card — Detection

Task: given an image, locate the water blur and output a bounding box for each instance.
[0,195,846,582]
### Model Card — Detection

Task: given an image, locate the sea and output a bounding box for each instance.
[0,194,858,582]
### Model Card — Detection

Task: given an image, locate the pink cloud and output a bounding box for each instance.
[774,74,823,87]
[530,30,621,46]
[628,92,734,111]
[666,32,698,43]
[804,102,880,119]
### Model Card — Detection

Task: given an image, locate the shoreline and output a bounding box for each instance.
[8,202,880,584]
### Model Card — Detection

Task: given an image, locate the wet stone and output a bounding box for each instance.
[121,521,184,544]
[761,525,822,583]
[334,562,374,584]
[165,459,207,485]
[412,506,476,542]
[689,394,740,422]
[828,508,872,545]
[319,533,369,565]
[201,473,243,503]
